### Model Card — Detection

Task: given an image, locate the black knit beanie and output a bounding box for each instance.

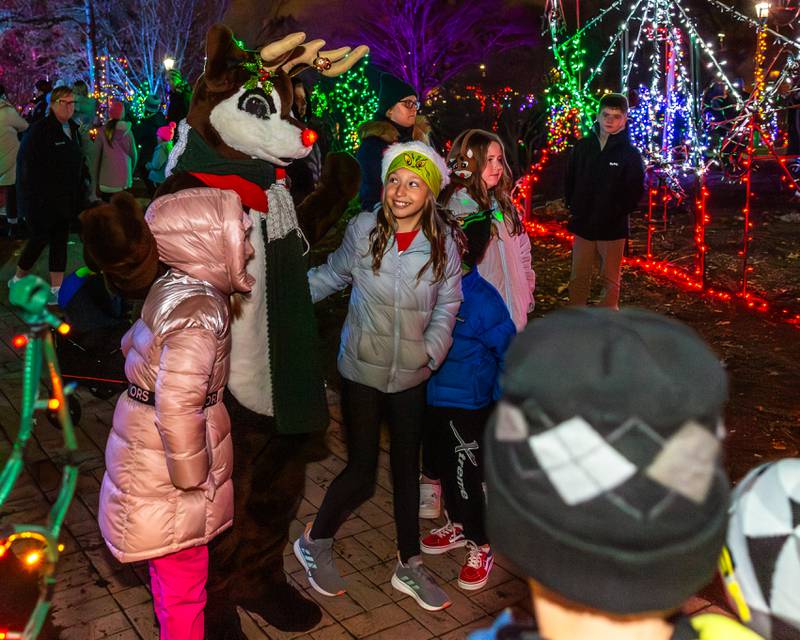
[485,308,730,614]
[376,73,417,118]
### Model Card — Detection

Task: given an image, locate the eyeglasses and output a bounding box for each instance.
[55,100,75,106]
[398,99,420,110]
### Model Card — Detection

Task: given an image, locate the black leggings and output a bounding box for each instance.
[18,217,70,273]
[2,185,18,220]
[311,378,426,563]
[428,405,491,545]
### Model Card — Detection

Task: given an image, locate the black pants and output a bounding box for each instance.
[421,413,441,480]
[428,405,491,545]
[311,378,426,563]
[2,185,18,220]
[18,217,70,272]
[207,392,320,603]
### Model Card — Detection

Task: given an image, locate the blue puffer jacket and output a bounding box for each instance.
[427,268,516,409]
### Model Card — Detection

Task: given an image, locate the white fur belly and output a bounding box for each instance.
[228,211,273,415]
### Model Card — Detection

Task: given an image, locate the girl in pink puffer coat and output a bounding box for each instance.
[97,189,254,639]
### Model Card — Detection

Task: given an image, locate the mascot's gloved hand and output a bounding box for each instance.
[296,152,361,246]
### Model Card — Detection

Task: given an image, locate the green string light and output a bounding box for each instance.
[310,57,378,152]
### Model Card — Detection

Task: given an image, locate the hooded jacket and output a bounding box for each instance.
[94,120,138,191]
[308,209,462,393]
[565,124,645,240]
[356,115,431,211]
[98,187,253,563]
[0,99,28,186]
[446,189,536,331]
[427,268,516,409]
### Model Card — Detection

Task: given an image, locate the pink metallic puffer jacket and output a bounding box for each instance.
[99,188,254,563]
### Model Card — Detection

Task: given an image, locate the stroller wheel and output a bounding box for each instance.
[46,395,82,429]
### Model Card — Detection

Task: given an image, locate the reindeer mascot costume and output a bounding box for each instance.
[81,25,366,637]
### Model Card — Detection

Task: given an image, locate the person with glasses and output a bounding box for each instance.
[9,86,87,299]
[355,73,431,211]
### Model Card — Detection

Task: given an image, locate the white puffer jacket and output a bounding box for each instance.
[446,188,535,331]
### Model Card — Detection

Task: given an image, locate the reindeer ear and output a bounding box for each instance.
[204,24,248,92]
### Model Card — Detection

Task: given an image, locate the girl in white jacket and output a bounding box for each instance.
[441,129,535,331]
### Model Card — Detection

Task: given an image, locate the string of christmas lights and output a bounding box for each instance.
[523,215,800,326]
[704,0,800,52]
[311,57,378,152]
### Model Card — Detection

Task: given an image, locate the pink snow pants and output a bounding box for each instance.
[148,545,208,639]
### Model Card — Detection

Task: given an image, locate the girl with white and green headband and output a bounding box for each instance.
[295,141,464,612]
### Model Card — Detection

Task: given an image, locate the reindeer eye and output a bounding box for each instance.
[237,89,276,121]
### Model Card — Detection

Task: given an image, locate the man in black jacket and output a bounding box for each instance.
[10,86,86,298]
[565,93,644,309]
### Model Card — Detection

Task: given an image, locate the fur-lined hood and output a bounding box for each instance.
[358,116,431,145]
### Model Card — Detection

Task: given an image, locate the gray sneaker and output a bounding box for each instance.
[391,555,452,611]
[293,523,346,597]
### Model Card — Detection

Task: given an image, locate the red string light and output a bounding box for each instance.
[524,218,800,327]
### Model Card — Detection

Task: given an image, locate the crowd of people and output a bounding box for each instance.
[1,62,798,640]
[0,78,182,296]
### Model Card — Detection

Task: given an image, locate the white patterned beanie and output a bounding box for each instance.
[484,307,730,614]
[724,459,800,639]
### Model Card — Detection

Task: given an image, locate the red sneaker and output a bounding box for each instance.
[458,542,494,591]
[420,520,466,554]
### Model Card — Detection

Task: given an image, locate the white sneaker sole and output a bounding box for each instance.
[292,538,345,598]
[457,559,494,591]
[420,538,467,555]
[458,574,490,590]
[391,574,451,611]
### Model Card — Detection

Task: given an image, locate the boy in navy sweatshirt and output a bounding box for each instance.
[420,209,517,591]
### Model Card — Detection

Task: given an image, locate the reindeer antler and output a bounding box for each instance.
[260,33,369,78]
[283,42,370,78]
[315,45,370,77]
[260,32,308,72]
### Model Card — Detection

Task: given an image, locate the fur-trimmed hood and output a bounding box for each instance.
[358,116,431,145]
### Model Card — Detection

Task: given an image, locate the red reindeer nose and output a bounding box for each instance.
[301,128,318,148]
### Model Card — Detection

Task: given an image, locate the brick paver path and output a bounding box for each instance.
[0,237,724,638]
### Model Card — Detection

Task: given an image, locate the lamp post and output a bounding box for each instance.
[163,57,176,72]
[741,1,770,296]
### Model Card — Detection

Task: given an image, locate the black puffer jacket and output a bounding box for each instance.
[16,112,86,233]
[565,124,645,240]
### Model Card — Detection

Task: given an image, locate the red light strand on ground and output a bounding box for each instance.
[524,218,800,327]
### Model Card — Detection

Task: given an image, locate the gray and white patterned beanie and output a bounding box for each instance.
[485,307,730,614]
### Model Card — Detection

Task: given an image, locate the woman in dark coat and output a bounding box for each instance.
[10,86,86,297]
[356,73,431,210]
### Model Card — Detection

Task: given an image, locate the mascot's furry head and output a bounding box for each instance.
[190,24,367,166]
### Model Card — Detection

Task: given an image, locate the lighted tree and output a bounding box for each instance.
[93,0,227,105]
[0,0,89,104]
[311,58,379,152]
[355,0,537,97]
